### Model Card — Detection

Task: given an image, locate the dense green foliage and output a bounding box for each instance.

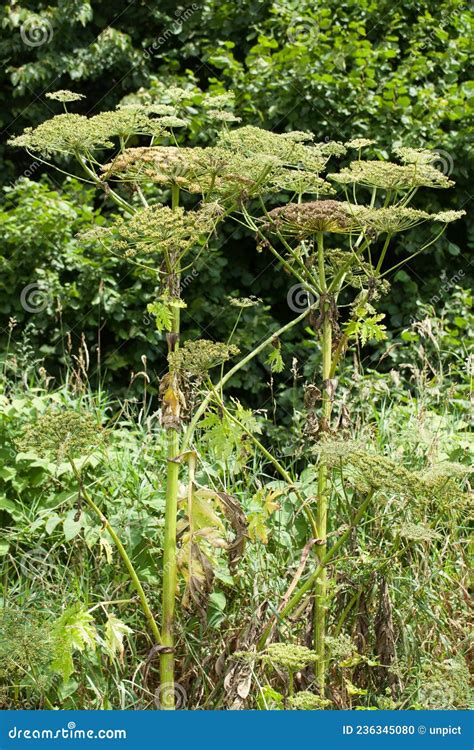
[1,0,472,391]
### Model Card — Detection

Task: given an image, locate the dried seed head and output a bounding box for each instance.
[262,200,360,237]
[102,146,206,190]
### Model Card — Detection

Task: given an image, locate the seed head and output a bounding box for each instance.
[262,200,360,237]
[288,692,332,710]
[17,410,104,462]
[260,643,319,671]
[109,204,217,258]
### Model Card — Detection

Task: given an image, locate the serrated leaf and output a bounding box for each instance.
[147,300,172,333]
[51,605,97,682]
[266,347,284,373]
[105,614,132,661]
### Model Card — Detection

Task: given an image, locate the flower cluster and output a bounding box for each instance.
[288,692,332,710]
[345,138,375,150]
[316,439,471,508]
[393,147,436,165]
[396,522,441,543]
[350,205,465,234]
[168,339,239,375]
[350,206,423,234]
[329,159,454,190]
[108,204,218,259]
[260,643,319,671]
[8,114,115,157]
[8,105,178,157]
[46,90,86,103]
[270,168,335,196]
[218,125,344,172]
[17,410,104,461]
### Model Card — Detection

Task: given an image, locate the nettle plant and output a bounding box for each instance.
[10,90,465,707]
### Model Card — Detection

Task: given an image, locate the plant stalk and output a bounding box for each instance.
[160,183,181,709]
[314,232,332,694]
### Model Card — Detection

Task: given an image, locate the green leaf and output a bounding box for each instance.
[147,300,172,333]
[209,591,226,611]
[51,605,97,682]
[45,513,62,534]
[63,510,83,542]
[105,613,132,661]
[266,346,284,373]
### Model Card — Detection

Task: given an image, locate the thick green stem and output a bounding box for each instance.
[160,415,180,708]
[69,461,162,645]
[314,232,332,694]
[160,183,181,709]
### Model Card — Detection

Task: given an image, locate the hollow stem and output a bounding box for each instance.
[160,183,181,709]
[314,231,332,694]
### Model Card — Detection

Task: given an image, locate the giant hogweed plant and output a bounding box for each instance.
[9,94,467,706]
[8,88,338,706]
